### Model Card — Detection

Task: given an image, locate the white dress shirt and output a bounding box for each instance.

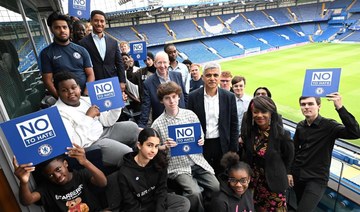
[204,88,219,139]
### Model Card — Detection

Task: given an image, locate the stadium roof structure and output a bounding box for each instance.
[105,0,281,20]
[0,0,62,21]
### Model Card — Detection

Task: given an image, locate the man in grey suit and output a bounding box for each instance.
[187,61,238,175]
[138,51,187,128]
[79,10,126,91]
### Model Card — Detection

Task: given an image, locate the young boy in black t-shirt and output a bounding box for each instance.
[13,143,107,212]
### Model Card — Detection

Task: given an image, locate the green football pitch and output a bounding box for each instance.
[220,43,360,146]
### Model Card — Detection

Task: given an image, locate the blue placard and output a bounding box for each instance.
[129,41,147,61]
[168,123,203,157]
[302,68,341,97]
[68,0,91,20]
[86,77,124,112]
[0,107,72,165]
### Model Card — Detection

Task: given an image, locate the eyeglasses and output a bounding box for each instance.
[204,73,219,78]
[228,177,249,185]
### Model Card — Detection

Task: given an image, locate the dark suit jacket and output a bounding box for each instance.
[79,34,125,83]
[187,88,239,154]
[138,71,187,128]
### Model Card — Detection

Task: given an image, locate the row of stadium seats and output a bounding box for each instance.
[147,24,330,63]
[11,0,360,72]
[109,3,330,45]
[11,36,46,72]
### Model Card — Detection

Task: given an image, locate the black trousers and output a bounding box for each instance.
[203,138,223,176]
[293,179,327,212]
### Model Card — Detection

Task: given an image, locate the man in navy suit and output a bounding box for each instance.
[79,10,126,91]
[138,51,187,128]
[187,61,238,175]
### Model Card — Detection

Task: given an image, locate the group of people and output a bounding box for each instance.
[11,9,360,212]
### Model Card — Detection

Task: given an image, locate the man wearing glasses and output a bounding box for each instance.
[188,62,238,175]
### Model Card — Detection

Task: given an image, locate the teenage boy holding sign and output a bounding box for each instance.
[53,71,139,167]
[290,93,360,211]
[151,81,219,212]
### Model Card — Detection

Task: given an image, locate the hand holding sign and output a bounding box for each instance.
[86,105,100,118]
[198,138,204,146]
[164,138,178,149]
[13,156,35,184]
[326,92,343,110]
[66,143,87,166]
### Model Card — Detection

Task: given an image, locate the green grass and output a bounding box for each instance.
[220,43,360,146]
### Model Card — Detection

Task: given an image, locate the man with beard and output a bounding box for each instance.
[79,10,126,91]
[40,12,94,98]
[187,61,238,175]
[164,43,191,94]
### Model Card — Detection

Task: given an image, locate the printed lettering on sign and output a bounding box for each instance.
[94,81,115,100]
[175,126,195,143]
[16,115,56,147]
[311,71,332,86]
[73,0,86,10]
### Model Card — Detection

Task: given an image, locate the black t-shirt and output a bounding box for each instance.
[190,78,203,92]
[36,169,101,212]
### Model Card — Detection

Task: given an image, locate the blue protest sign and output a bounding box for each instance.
[86,77,124,112]
[0,107,72,165]
[129,41,147,61]
[68,0,91,20]
[168,123,203,157]
[302,68,341,97]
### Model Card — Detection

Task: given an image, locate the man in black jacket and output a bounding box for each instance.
[79,10,126,91]
[290,93,360,212]
[187,61,238,175]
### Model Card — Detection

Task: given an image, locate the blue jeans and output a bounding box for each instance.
[175,164,220,212]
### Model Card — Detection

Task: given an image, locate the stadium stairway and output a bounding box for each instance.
[346,0,358,11]
[287,8,298,22]
[164,23,176,40]
[309,35,314,42]
[216,16,233,32]
[191,19,206,36]
[199,40,223,59]
[240,13,255,28]
[321,3,326,19]
[261,10,278,25]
